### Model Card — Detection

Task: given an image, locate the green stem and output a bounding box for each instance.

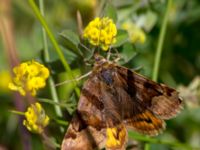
[144,143,150,150]
[38,0,64,132]
[152,0,172,81]
[129,132,197,150]
[28,0,80,96]
[10,110,25,116]
[53,118,68,126]
[38,0,49,61]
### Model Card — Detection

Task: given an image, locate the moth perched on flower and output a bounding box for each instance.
[61,54,182,150]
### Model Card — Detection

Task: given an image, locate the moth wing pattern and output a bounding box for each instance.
[61,55,183,150]
[61,75,106,150]
[61,113,106,150]
[116,66,182,120]
[124,109,166,136]
[78,73,128,149]
[97,65,166,136]
[91,62,182,136]
[61,74,128,150]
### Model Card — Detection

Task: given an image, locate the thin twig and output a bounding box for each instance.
[10,110,25,116]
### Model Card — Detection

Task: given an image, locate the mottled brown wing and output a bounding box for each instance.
[94,65,166,136]
[116,66,182,120]
[124,109,166,136]
[61,74,106,150]
[62,74,127,150]
[78,74,128,149]
[94,63,182,136]
[61,112,106,150]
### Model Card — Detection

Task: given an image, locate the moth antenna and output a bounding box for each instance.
[94,53,107,67]
[55,71,92,87]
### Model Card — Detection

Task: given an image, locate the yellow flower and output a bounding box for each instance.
[106,125,127,149]
[83,17,117,51]
[8,60,49,96]
[23,102,49,134]
[122,21,146,44]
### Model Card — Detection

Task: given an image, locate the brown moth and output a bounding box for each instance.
[61,54,182,150]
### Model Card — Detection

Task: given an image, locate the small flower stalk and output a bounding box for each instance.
[8,60,49,96]
[23,102,49,134]
[83,17,117,51]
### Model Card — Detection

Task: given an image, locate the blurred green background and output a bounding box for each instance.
[0,0,200,149]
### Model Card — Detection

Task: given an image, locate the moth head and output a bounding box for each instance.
[94,53,107,67]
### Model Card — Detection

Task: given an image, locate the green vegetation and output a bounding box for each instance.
[0,0,200,149]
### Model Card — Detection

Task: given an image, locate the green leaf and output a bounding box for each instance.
[113,29,129,48]
[58,29,81,56]
[57,69,81,100]
[104,3,118,23]
[119,42,137,64]
[143,10,158,32]
[137,10,157,32]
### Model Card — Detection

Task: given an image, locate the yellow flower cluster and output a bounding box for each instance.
[8,61,49,96]
[83,17,117,51]
[122,21,146,44]
[106,125,126,148]
[23,102,49,134]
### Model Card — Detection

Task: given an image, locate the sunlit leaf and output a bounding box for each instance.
[119,42,137,64]
[113,29,129,48]
[58,30,82,56]
[104,3,118,23]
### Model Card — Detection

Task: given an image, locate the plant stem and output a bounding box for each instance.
[53,118,68,126]
[28,0,80,96]
[38,0,64,132]
[144,143,150,150]
[10,110,25,116]
[152,0,172,81]
[38,0,49,61]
